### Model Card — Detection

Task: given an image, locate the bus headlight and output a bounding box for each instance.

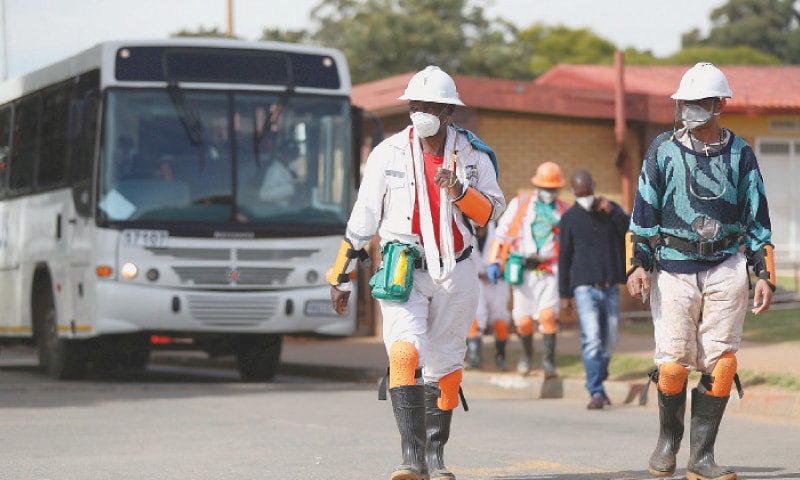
[121,262,139,279]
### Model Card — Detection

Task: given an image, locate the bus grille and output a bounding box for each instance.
[146,247,318,262]
[148,248,231,260]
[186,294,279,325]
[236,248,318,261]
[172,266,293,285]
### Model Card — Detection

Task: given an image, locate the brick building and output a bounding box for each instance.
[351,61,800,334]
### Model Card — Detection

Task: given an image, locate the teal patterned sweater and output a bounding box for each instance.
[629,130,773,275]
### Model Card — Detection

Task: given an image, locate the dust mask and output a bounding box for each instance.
[537,189,557,204]
[681,103,715,130]
[410,112,441,138]
[576,195,595,211]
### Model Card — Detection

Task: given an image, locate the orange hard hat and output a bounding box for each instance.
[531,162,565,188]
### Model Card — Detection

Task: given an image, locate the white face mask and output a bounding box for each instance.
[537,189,557,204]
[681,103,715,130]
[576,195,595,211]
[410,111,441,138]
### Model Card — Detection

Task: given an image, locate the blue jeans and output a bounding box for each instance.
[573,285,620,398]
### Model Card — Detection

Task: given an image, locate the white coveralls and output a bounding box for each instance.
[493,193,566,328]
[344,125,505,382]
[474,221,511,331]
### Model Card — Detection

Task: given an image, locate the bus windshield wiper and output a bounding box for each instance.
[167,82,205,147]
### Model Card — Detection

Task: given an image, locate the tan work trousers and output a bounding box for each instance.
[650,252,749,372]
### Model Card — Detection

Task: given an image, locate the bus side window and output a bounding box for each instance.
[9,95,40,193]
[0,107,11,198]
[38,82,72,189]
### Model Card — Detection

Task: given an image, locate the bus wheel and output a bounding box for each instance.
[33,273,87,380]
[235,334,283,382]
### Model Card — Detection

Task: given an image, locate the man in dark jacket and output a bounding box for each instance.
[558,169,629,409]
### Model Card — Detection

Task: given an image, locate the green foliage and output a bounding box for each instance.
[664,45,782,65]
[684,0,800,63]
[171,26,236,39]
[519,23,617,75]
[307,0,532,83]
[259,28,310,44]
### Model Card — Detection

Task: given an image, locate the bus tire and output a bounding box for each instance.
[33,270,87,380]
[235,334,283,382]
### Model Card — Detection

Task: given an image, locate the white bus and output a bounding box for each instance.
[0,39,362,380]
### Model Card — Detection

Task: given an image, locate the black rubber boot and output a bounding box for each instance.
[648,387,687,477]
[465,337,482,370]
[389,385,428,480]
[494,339,507,370]
[425,383,455,480]
[542,333,558,379]
[686,390,736,480]
[517,334,533,375]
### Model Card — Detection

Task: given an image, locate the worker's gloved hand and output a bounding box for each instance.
[487,263,502,284]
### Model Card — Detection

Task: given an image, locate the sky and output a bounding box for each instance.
[1,0,726,80]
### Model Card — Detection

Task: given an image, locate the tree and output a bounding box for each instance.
[172,26,235,39]
[682,0,800,63]
[259,28,310,44]
[459,19,533,79]
[308,0,531,83]
[665,45,781,65]
[517,24,618,75]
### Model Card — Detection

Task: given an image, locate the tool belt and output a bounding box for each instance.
[413,246,473,271]
[523,258,542,269]
[659,233,736,256]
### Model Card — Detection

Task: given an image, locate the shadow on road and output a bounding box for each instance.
[489,466,798,479]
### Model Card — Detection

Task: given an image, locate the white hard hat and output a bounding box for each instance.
[398,65,465,106]
[671,62,733,100]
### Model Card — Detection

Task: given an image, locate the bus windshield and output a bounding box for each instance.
[98,88,352,232]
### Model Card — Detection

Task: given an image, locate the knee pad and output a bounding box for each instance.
[493,320,509,341]
[389,341,419,388]
[657,362,689,395]
[538,308,558,334]
[437,369,463,411]
[705,352,737,397]
[516,316,534,336]
[468,319,480,339]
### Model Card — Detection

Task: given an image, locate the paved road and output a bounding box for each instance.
[1,349,799,480]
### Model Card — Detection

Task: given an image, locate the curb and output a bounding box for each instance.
[280,362,800,420]
[151,355,800,421]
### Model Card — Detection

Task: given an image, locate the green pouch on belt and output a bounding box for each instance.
[369,242,420,302]
[504,252,524,285]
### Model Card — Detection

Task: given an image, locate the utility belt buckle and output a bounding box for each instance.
[697,241,715,256]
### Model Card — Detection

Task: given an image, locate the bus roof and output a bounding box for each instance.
[0,38,352,104]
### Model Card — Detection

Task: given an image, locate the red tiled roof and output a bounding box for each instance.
[352,64,800,124]
[536,64,800,112]
[353,73,630,120]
